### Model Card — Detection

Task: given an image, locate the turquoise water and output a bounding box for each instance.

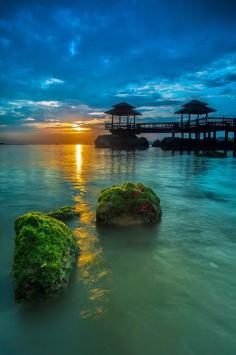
[0,145,236,355]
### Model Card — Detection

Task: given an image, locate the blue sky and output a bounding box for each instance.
[0,0,236,143]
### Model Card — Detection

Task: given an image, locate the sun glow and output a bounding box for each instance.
[72,123,91,132]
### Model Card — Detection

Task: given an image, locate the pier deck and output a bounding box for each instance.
[105,117,236,134]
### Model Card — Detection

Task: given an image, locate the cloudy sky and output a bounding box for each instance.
[0,0,236,143]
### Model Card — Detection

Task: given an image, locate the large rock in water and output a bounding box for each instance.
[96,182,161,226]
[13,212,78,301]
[95,134,149,149]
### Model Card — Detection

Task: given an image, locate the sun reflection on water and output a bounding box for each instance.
[75,144,82,172]
[67,145,111,319]
[38,144,111,318]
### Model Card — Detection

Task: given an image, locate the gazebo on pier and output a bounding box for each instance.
[105,102,142,128]
[175,100,216,127]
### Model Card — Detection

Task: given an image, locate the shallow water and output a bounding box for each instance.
[0,145,236,355]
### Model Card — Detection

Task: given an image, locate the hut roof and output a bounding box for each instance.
[181,99,208,107]
[175,100,216,115]
[105,102,142,116]
[112,102,135,108]
[105,107,142,116]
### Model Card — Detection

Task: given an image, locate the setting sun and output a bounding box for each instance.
[71,123,91,133]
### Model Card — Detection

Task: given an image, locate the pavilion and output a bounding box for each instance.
[175,100,216,127]
[105,102,142,128]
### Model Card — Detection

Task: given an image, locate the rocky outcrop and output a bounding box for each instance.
[13,212,78,301]
[160,137,201,150]
[152,137,234,151]
[152,139,162,147]
[136,137,149,149]
[95,134,149,149]
[96,182,161,226]
[196,151,227,158]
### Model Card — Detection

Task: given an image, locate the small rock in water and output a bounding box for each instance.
[96,182,161,226]
[47,206,80,221]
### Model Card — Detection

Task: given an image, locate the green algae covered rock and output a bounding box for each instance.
[47,206,80,221]
[96,182,161,226]
[13,212,78,301]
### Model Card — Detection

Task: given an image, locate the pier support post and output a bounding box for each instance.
[172,132,175,138]
[203,131,208,151]
[224,128,229,155]
[195,119,199,142]
[233,129,236,157]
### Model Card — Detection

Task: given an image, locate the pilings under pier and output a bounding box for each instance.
[104,117,236,155]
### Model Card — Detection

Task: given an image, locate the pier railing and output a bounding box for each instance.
[105,117,236,133]
[186,117,236,128]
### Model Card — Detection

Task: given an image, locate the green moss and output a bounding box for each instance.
[13,212,78,301]
[96,182,161,225]
[47,206,80,221]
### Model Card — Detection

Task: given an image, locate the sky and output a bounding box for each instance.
[0,0,236,143]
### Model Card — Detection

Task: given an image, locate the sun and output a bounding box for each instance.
[71,123,91,132]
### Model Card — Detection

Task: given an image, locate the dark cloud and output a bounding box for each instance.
[206,73,236,88]
[0,0,236,141]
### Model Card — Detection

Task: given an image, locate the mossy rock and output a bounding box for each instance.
[13,212,78,301]
[96,182,161,226]
[47,206,80,221]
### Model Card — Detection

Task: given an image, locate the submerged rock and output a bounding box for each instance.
[13,212,78,301]
[47,206,80,221]
[96,182,161,226]
[196,150,227,158]
[95,134,149,149]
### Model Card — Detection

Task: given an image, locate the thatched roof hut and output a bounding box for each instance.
[175,100,216,115]
[105,102,141,116]
[175,100,216,125]
[105,102,142,126]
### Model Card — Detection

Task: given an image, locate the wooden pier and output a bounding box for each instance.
[105,117,236,155]
[104,101,236,155]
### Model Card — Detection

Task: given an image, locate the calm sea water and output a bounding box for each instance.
[0,145,236,355]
